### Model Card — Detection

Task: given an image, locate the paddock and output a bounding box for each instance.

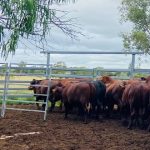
[1,51,150,150]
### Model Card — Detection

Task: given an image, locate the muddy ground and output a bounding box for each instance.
[0,105,150,150]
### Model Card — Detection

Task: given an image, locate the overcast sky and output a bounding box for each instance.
[1,0,150,69]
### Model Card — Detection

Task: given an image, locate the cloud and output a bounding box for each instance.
[1,0,150,70]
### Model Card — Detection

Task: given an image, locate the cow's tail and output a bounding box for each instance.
[88,82,95,103]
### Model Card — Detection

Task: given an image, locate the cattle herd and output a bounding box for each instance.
[28,75,150,132]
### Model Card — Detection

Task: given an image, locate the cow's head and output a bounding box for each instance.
[99,76,113,84]
[28,79,41,90]
[50,86,64,102]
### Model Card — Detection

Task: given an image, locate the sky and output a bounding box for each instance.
[1,0,150,69]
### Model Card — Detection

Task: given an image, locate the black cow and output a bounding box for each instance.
[90,80,106,119]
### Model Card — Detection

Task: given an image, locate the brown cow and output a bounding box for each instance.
[28,79,62,110]
[121,77,150,130]
[52,79,106,120]
[28,79,45,110]
[50,78,92,109]
[99,76,126,118]
[61,82,95,123]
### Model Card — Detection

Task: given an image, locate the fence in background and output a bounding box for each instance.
[1,50,150,120]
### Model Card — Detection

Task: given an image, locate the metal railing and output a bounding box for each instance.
[0,62,95,120]
[0,50,149,120]
[0,63,50,120]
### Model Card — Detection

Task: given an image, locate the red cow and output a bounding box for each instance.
[99,76,126,118]
[62,81,95,123]
[121,77,150,130]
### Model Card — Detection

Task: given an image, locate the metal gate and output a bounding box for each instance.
[0,62,51,120]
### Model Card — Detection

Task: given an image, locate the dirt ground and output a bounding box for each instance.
[0,105,150,150]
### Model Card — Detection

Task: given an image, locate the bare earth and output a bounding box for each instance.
[0,105,150,150]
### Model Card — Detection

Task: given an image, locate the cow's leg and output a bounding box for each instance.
[36,101,40,110]
[48,102,55,112]
[135,113,140,128]
[36,97,40,110]
[83,107,88,124]
[42,104,46,111]
[64,102,69,119]
[83,112,88,124]
[107,102,114,119]
[95,104,100,120]
[147,124,150,132]
[121,104,129,126]
[117,102,122,120]
[141,107,148,130]
[128,107,136,130]
[147,116,150,132]
[41,98,46,111]
[140,112,145,130]
[83,103,91,124]
[147,105,150,132]
[59,101,63,110]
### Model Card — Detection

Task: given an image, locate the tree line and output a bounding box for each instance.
[0,61,147,78]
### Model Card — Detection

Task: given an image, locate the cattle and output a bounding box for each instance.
[51,79,106,122]
[50,78,92,108]
[99,76,126,118]
[28,79,45,110]
[90,80,106,119]
[28,78,90,111]
[121,76,150,130]
[28,79,62,111]
[62,81,94,123]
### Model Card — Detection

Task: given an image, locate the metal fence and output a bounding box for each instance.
[0,50,150,120]
[0,62,96,120]
[0,63,50,120]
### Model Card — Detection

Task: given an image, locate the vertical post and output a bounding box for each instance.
[92,68,95,79]
[46,53,50,79]
[1,63,9,118]
[130,54,135,78]
[44,53,51,120]
[97,69,100,78]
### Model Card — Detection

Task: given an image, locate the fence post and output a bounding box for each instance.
[92,68,95,79]
[44,53,51,120]
[46,53,50,79]
[1,63,9,118]
[130,54,135,78]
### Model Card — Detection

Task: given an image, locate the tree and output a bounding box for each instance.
[120,0,150,53]
[0,0,79,58]
[52,61,67,74]
[53,61,67,68]
[0,63,7,73]
[17,61,27,73]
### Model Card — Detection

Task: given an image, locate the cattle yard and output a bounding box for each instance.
[1,108,150,150]
[0,51,148,119]
[1,51,150,150]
